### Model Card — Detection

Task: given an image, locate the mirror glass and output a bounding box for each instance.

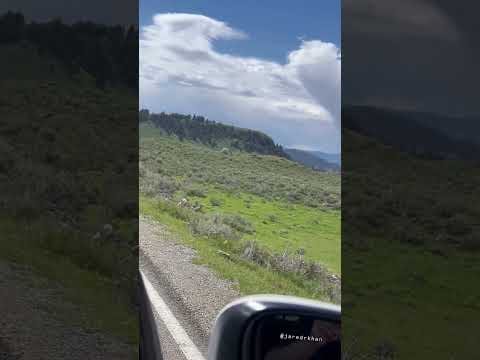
[251,313,341,360]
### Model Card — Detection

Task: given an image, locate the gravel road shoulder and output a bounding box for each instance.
[0,261,135,360]
[139,216,240,352]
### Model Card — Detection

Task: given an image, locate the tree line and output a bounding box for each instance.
[140,109,288,158]
[0,11,138,89]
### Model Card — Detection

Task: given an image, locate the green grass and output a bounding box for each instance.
[141,195,334,301]
[343,238,479,359]
[184,189,340,274]
[0,217,138,347]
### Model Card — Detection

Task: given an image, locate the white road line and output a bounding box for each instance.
[140,270,206,360]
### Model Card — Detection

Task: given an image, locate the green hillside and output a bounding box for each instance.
[140,110,289,157]
[140,122,341,303]
[140,123,340,209]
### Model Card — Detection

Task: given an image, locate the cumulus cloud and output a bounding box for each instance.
[288,41,341,125]
[140,13,341,152]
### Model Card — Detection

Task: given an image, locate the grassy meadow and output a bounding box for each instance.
[186,189,340,274]
[140,122,341,303]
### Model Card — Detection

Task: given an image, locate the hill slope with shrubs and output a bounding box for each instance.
[139,109,288,158]
[140,122,341,303]
[140,123,340,209]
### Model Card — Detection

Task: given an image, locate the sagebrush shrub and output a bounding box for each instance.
[210,198,223,207]
[186,185,207,198]
[190,213,240,241]
[223,214,255,234]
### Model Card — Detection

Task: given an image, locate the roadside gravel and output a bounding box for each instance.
[139,216,240,349]
[0,261,136,360]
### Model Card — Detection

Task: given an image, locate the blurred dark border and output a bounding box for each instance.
[342,1,480,358]
[0,1,139,358]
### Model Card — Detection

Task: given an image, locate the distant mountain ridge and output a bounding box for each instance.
[139,109,289,158]
[408,111,480,146]
[285,148,340,171]
[343,105,480,161]
[311,151,341,165]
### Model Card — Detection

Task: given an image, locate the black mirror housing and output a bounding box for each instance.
[207,295,341,360]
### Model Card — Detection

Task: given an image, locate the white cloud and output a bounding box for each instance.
[140,13,341,152]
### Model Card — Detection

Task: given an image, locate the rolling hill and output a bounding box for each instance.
[140,121,341,303]
[140,109,342,172]
[140,109,288,158]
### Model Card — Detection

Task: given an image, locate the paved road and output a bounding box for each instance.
[139,216,240,360]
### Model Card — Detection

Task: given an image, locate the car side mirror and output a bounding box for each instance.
[207,295,341,360]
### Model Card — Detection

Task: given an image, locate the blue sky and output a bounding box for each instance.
[140,0,340,63]
[140,0,341,152]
